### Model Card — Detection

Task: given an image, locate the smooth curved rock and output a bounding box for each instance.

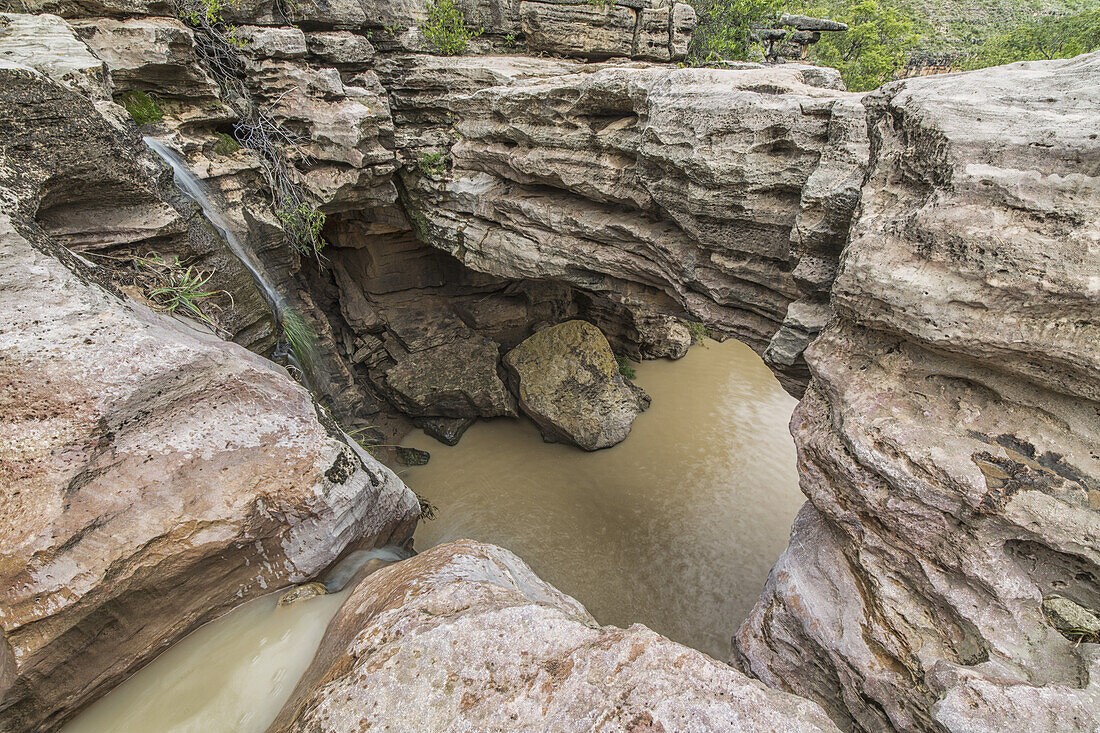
[736,53,1100,733]
[504,320,649,450]
[0,213,419,732]
[268,540,841,733]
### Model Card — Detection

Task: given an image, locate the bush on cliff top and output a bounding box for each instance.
[422,0,483,55]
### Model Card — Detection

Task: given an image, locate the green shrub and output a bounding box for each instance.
[119,91,163,125]
[276,201,328,257]
[416,151,449,176]
[687,320,711,344]
[421,0,482,55]
[616,354,637,380]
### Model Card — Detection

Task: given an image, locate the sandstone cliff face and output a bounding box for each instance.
[397,58,868,393]
[735,53,1100,732]
[0,21,420,730]
[268,540,841,732]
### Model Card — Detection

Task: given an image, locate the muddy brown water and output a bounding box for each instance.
[63,338,803,730]
[405,337,804,659]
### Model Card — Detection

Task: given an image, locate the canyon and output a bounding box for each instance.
[0,1,1097,732]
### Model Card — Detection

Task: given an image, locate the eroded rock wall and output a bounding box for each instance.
[735,53,1100,732]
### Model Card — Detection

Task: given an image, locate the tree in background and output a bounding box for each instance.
[965,9,1100,68]
[688,0,781,62]
[688,0,918,91]
[797,0,919,90]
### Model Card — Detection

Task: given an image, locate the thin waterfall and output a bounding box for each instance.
[141,138,376,474]
[143,136,322,386]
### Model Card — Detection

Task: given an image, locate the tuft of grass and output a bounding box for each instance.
[119,91,163,125]
[280,308,323,384]
[421,0,482,55]
[616,354,636,380]
[687,320,711,345]
[136,254,230,332]
[416,151,449,177]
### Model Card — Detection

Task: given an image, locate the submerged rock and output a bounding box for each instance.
[268,540,840,733]
[504,320,650,451]
[278,582,329,607]
[395,446,430,466]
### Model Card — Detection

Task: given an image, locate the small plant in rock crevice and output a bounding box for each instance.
[421,0,483,55]
[616,354,637,380]
[276,201,328,257]
[136,254,231,333]
[119,91,164,125]
[416,151,449,177]
[687,320,711,345]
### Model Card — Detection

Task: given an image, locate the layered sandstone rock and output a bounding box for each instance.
[268,540,841,732]
[504,319,649,450]
[735,53,1100,732]
[0,22,420,729]
[398,59,868,394]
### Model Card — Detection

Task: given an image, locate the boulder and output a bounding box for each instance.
[503,320,649,450]
[268,540,842,733]
[383,335,517,419]
[0,214,419,732]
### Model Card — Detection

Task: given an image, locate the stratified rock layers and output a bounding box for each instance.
[401,60,868,394]
[0,211,420,731]
[268,540,841,733]
[735,53,1100,733]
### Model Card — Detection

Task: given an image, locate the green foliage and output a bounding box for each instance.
[616,354,637,380]
[587,0,617,7]
[687,0,1095,90]
[276,201,327,257]
[798,0,920,90]
[119,91,163,125]
[212,132,241,155]
[688,0,779,63]
[964,9,1100,68]
[416,151,449,176]
[421,0,482,55]
[687,320,711,344]
[280,308,322,383]
[136,254,229,331]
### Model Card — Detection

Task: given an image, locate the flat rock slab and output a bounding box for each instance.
[268,540,841,733]
[504,320,649,450]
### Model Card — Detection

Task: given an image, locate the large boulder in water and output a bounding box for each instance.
[503,319,649,450]
[268,540,840,732]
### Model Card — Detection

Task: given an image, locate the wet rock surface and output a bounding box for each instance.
[504,320,650,450]
[268,540,841,733]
